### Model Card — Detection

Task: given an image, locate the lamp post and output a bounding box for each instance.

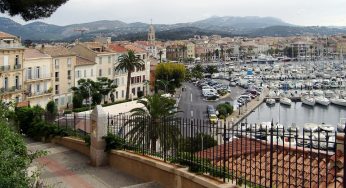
[156,79,175,93]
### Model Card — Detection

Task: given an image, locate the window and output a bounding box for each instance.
[76,70,80,78]
[115,91,118,99]
[27,68,32,80]
[55,72,59,82]
[121,90,124,98]
[36,84,40,93]
[99,69,102,76]
[143,75,146,82]
[15,55,19,65]
[55,59,59,69]
[68,70,72,80]
[132,88,136,95]
[15,76,19,89]
[108,68,111,75]
[67,58,72,68]
[55,85,59,94]
[4,77,8,90]
[36,67,40,78]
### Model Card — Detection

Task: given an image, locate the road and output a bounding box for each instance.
[178,81,244,120]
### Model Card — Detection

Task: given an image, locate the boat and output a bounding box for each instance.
[279,97,292,106]
[301,96,315,106]
[287,123,299,132]
[315,96,330,106]
[330,98,346,107]
[303,123,319,132]
[337,118,346,132]
[266,98,276,105]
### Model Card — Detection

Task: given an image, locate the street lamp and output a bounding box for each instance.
[156,79,175,93]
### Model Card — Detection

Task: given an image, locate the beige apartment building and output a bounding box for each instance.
[0,32,25,103]
[23,49,53,107]
[40,46,76,110]
[186,42,196,59]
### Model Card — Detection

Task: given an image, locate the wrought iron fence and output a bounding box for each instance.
[107,114,345,188]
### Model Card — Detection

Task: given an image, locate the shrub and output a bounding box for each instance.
[15,106,44,135]
[216,103,233,119]
[73,94,83,109]
[102,133,125,152]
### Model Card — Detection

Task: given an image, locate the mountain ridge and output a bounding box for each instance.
[0,16,345,41]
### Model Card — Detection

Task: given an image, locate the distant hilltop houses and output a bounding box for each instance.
[1,23,346,109]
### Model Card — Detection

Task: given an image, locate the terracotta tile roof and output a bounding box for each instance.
[123,44,146,53]
[76,56,96,67]
[108,44,128,53]
[24,49,51,59]
[40,46,76,57]
[0,31,17,39]
[197,137,344,188]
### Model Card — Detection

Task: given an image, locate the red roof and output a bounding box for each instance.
[108,44,128,53]
[197,137,344,188]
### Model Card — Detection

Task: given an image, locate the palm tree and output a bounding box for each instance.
[116,50,145,100]
[158,50,163,63]
[125,94,180,153]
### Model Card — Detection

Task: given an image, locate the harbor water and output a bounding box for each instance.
[242,102,346,128]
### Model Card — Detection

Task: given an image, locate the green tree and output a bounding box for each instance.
[46,100,57,122]
[191,64,204,79]
[0,0,69,21]
[95,77,117,104]
[125,94,180,153]
[0,102,45,187]
[116,50,145,100]
[205,65,218,75]
[216,103,233,119]
[155,62,186,91]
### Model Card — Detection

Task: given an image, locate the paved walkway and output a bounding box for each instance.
[27,139,161,188]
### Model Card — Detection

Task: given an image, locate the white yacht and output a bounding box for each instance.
[330,98,346,107]
[280,97,292,106]
[337,118,346,132]
[301,96,315,106]
[315,96,330,106]
[266,98,276,105]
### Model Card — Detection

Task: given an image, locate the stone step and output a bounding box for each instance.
[121,181,162,188]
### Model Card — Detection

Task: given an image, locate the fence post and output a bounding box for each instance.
[344,125,346,188]
[269,125,274,188]
[163,116,167,162]
[223,120,227,182]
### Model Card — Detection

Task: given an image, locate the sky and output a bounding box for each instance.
[1,0,346,26]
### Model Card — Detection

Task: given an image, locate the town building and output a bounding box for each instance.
[23,49,53,107]
[0,31,25,103]
[40,46,76,110]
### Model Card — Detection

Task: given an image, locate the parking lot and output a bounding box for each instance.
[178,80,244,120]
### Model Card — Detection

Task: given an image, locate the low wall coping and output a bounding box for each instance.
[110,150,236,188]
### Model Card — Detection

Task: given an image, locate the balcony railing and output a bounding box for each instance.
[27,90,52,97]
[26,74,51,81]
[0,65,11,72]
[0,85,22,94]
[14,64,21,70]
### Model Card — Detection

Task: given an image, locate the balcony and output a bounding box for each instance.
[26,90,52,98]
[55,77,59,82]
[0,65,11,72]
[0,85,22,94]
[13,64,21,70]
[25,74,52,82]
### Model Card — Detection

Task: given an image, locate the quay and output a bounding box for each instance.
[226,88,269,126]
